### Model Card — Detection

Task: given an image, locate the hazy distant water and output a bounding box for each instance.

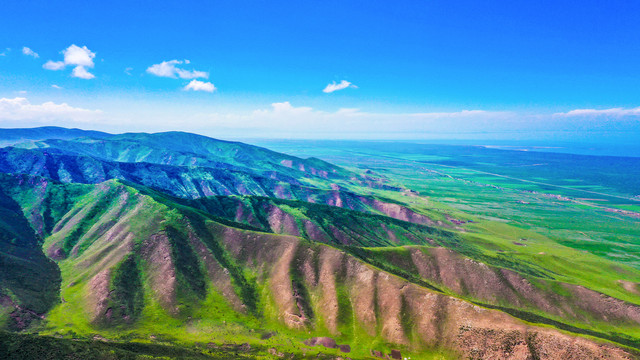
[406,140,640,158]
[246,138,640,158]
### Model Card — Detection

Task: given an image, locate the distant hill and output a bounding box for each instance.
[0,126,112,147]
[11,131,352,180]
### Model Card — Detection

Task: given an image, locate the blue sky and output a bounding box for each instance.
[1,0,640,141]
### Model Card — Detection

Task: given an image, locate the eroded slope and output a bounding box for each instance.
[0,176,636,358]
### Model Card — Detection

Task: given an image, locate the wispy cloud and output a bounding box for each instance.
[22,47,39,58]
[147,60,208,79]
[183,80,216,92]
[124,67,133,75]
[408,110,490,118]
[253,101,313,116]
[51,85,63,89]
[43,44,96,79]
[0,97,102,122]
[186,101,508,138]
[555,107,640,117]
[323,80,357,93]
[0,48,11,56]
[43,60,66,70]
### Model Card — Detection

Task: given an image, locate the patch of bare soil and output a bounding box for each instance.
[328,225,353,245]
[140,232,178,314]
[267,204,301,236]
[188,227,245,312]
[86,269,112,324]
[304,337,337,348]
[374,272,409,345]
[532,329,634,360]
[315,247,342,334]
[269,240,307,329]
[568,284,640,325]
[325,190,344,208]
[233,202,262,228]
[370,198,435,225]
[618,280,640,296]
[380,224,399,244]
[344,255,378,336]
[0,295,45,330]
[409,247,640,328]
[302,219,330,243]
[217,233,637,358]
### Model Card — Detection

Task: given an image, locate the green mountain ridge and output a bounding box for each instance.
[0,128,639,359]
[14,132,354,183]
[0,174,636,358]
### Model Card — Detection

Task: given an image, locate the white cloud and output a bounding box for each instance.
[176,68,208,79]
[72,65,95,79]
[42,44,96,79]
[124,67,133,75]
[183,80,216,92]
[0,97,102,122]
[323,80,357,93]
[22,47,39,58]
[256,101,313,115]
[51,85,63,89]
[554,107,640,117]
[0,48,9,56]
[63,45,95,67]
[147,61,178,77]
[43,60,66,70]
[147,60,208,79]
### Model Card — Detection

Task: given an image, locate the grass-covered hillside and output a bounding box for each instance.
[0,128,639,359]
[11,131,354,184]
[0,174,634,358]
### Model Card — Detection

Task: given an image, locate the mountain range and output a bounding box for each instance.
[0,127,639,359]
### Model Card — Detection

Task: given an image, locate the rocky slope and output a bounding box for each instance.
[0,174,637,358]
